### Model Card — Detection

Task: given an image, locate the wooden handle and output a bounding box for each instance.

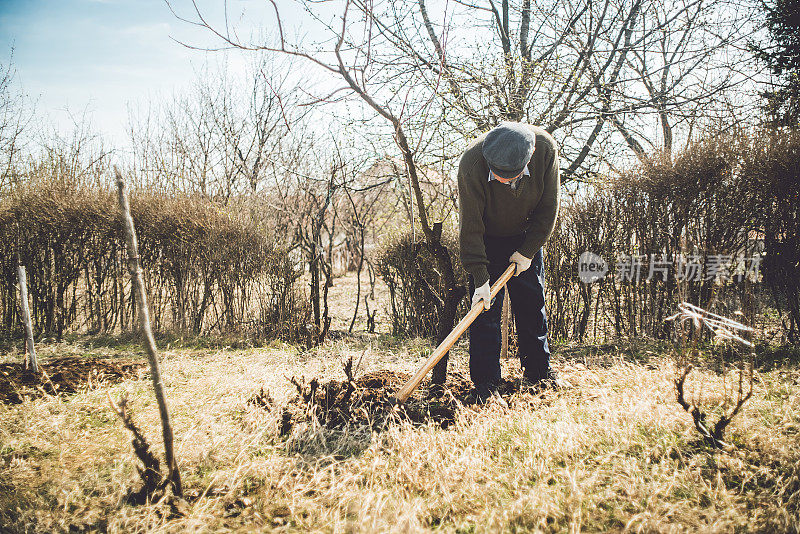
[395,264,516,402]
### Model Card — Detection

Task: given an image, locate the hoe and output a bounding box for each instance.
[395,264,516,402]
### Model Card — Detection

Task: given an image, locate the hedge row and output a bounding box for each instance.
[0,182,311,341]
[376,129,800,344]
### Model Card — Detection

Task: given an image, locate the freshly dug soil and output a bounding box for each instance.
[276,367,522,434]
[0,357,147,404]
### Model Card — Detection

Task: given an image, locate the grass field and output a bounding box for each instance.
[1,273,799,533]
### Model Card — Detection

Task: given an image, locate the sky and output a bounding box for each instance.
[0,0,297,151]
[0,0,768,164]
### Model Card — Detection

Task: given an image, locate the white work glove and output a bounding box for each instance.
[509,251,532,276]
[471,281,491,310]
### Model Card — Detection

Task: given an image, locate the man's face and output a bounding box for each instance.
[491,170,524,184]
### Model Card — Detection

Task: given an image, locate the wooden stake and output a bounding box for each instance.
[17,265,38,373]
[395,264,516,402]
[501,288,510,359]
[115,167,182,496]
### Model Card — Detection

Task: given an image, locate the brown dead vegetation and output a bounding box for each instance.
[0,356,145,404]
[273,358,523,434]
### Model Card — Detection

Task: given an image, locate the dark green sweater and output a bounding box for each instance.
[458,124,561,287]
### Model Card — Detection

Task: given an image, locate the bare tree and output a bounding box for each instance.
[0,55,30,195]
[408,0,755,173]
[294,159,339,342]
[127,58,302,200]
[171,0,755,379]
[338,153,388,333]
[2,57,36,367]
[114,168,182,496]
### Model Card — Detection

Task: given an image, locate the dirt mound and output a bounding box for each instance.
[275,362,522,434]
[0,357,147,404]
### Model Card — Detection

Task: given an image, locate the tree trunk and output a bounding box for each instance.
[349,222,365,333]
[394,127,465,385]
[309,252,320,327]
[114,168,182,497]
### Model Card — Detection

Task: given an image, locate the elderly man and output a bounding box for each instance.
[455,122,561,403]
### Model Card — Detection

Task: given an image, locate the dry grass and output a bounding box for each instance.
[1,275,799,533]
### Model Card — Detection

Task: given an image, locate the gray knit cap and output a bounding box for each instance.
[482,122,535,180]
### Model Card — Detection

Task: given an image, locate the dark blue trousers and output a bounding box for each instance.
[468,234,551,389]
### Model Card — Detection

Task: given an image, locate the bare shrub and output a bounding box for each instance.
[544,185,620,341]
[667,302,755,448]
[251,247,314,344]
[543,132,768,342]
[375,128,778,345]
[744,129,800,344]
[0,180,117,338]
[375,229,466,338]
[0,181,309,342]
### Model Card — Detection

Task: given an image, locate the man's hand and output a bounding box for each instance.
[471,281,491,310]
[509,251,532,276]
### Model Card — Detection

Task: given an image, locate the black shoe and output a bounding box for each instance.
[521,369,564,393]
[464,384,496,405]
[519,375,541,393]
[463,386,508,407]
[427,381,446,399]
